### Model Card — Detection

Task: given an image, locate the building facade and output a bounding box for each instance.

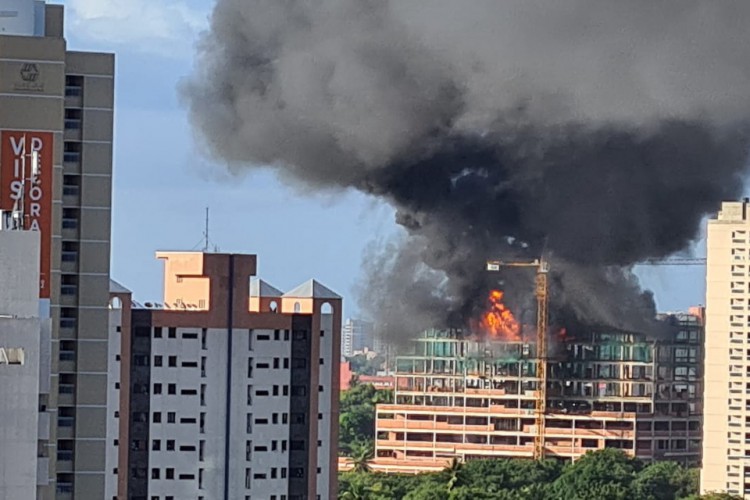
[0,2,115,498]
[702,200,750,497]
[113,251,342,500]
[0,229,51,499]
[372,312,703,474]
[341,318,374,358]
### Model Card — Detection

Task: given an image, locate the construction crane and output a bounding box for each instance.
[486,259,549,460]
[638,258,706,266]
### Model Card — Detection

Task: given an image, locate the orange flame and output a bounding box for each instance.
[479,290,521,340]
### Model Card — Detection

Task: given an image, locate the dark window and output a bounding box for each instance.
[152,440,161,451]
[153,412,162,423]
[291,440,305,451]
[168,356,177,367]
[167,412,176,423]
[292,358,307,369]
[291,386,306,396]
[151,468,160,480]
[291,467,305,478]
[153,384,162,395]
[154,356,162,367]
[168,384,176,395]
[165,468,174,479]
[167,440,175,451]
[154,327,162,338]
[168,327,177,338]
[133,355,149,366]
[293,330,307,340]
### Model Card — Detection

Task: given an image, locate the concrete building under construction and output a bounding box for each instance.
[371,309,704,473]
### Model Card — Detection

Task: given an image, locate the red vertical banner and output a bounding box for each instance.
[1,131,53,298]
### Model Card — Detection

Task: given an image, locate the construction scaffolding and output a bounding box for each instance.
[371,311,704,474]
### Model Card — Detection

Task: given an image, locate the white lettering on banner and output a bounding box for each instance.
[7,135,45,232]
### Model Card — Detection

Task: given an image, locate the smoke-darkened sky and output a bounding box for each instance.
[184,0,750,340]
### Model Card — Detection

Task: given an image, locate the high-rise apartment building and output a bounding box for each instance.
[703,199,750,497]
[341,318,374,357]
[0,228,51,499]
[112,251,342,500]
[368,313,703,474]
[0,2,115,498]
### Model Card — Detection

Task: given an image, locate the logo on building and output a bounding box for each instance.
[13,62,44,92]
[19,63,39,82]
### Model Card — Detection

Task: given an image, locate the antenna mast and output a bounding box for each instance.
[203,207,210,252]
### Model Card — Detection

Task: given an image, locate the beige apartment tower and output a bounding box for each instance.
[703,200,750,497]
[0,1,114,498]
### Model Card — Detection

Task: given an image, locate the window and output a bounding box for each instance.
[291,386,306,396]
[153,384,162,395]
[165,468,174,479]
[273,386,279,396]
[168,384,176,395]
[274,330,280,341]
[168,327,177,338]
[202,328,207,350]
[153,412,162,423]
[292,358,307,369]
[273,357,280,369]
[293,330,307,340]
[291,440,305,451]
[152,440,161,451]
[167,440,175,451]
[154,356,163,367]
[154,327,162,338]
[168,356,177,367]
[151,468,160,480]
[167,412,176,423]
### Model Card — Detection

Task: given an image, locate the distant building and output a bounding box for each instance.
[702,200,750,497]
[111,251,342,500]
[341,318,374,357]
[1,1,115,497]
[373,314,703,474]
[340,361,396,391]
[0,229,51,499]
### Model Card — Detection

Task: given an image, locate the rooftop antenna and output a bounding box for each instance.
[198,207,220,253]
[203,207,210,252]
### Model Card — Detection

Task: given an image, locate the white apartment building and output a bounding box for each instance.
[0,229,52,499]
[341,318,374,358]
[112,252,342,500]
[703,199,750,497]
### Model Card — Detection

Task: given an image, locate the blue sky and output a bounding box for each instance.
[55,0,709,316]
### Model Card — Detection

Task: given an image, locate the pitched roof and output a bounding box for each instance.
[249,277,283,297]
[283,279,341,299]
[110,279,131,294]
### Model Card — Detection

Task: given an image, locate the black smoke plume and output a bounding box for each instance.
[184,0,750,341]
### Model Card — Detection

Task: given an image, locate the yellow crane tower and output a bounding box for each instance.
[486,259,549,460]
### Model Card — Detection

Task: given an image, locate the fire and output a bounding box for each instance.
[479,290,521,340]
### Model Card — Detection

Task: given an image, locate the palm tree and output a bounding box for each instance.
[445,457,464,491]
[349,440,374,473]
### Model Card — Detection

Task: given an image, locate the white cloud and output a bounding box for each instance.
[62,0,209,58]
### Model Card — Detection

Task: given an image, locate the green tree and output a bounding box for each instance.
[550,449,640,500]
[631,461,696,500]
[349,441,374,473]
[347,353,386,376]
[339,382,392,455]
